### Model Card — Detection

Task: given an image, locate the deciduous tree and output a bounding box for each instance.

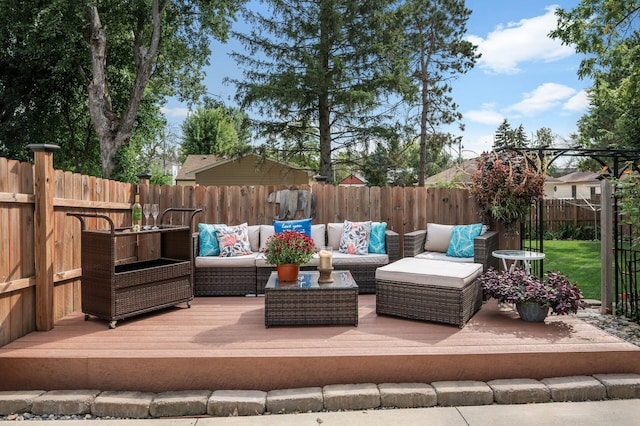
[180,105,246,159]
[551,0,640,149]
[0,1,243,178]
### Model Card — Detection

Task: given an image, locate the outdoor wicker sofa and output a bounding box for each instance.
[403,223,499,271]
[194,221,400,296]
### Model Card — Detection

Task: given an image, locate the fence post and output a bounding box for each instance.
[28,144,60,331]
[600,179,613,314]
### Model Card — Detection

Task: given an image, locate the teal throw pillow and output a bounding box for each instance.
[368,222,387,254]
[273,218,312,237]
[198,223,225,256]
[445,223,483,258]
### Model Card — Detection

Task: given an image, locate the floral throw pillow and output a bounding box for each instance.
[445,223,483,258]
[339,220,372,255]
[216,223,252,257]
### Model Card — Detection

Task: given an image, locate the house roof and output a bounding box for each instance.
[175,154,313,183]
[424,159,478,186]
[545,175,564,183]
[425,158,566,187]
[175,155,221,181]
[339,174,366,185]
[557,171,599,183]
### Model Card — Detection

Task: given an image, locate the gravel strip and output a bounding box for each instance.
[577,307,640,348]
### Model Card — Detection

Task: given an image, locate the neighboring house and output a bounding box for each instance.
[175,154,314,186]
[423,159,601,200]
[542,175,564,199]
[424,159,478,187]
[548,171,600,200]
[338,174,366,187]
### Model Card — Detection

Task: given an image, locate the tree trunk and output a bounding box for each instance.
[318,1,333,183]
[418,29,430,187]
[85,1,165,179]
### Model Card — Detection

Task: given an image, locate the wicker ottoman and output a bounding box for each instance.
[375,258,483,328]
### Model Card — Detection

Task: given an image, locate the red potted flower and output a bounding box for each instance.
[264,231,316,281]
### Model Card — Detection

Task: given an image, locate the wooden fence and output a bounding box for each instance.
[537,198,602,232]
[1,148,525,347]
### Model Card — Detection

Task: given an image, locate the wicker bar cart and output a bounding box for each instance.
[68,208,201,328]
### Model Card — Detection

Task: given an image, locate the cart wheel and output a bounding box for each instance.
[187,301,192,308]
[109,321,117,329]
[84,314,90,321]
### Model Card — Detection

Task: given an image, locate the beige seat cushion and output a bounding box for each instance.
[332,252,389,265]
[195,253,259,267]
[375,258,482,289]
[416,251,474,263]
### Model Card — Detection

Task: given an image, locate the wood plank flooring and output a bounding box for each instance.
[1,296,638,392]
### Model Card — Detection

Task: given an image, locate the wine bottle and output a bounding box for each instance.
[132,194,142,231]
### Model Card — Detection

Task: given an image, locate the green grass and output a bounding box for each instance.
[540,240,601,301]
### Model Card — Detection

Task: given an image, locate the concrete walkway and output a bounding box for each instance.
[6,399,640,425]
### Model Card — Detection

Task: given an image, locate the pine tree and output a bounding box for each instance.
[399,0,479,185]
[231,0,408,182]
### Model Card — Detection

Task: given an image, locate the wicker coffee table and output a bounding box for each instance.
[264,271,359,327]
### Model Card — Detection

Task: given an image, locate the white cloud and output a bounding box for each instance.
[469,6,575,75]
[464,108,505,125]
[160,106,190,119]
[461,134,495,158]
[563,90,590,112]
[508,82,576,115]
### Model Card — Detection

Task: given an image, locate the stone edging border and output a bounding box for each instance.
[1,374,639,419]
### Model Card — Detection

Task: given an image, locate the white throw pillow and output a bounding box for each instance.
[327,222,344,250]
[423,223,454,253]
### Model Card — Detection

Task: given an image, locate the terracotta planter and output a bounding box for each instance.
[516,301,549,322]
[276,263,300,282]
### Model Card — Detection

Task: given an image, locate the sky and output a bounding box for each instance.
[161,0,590,159]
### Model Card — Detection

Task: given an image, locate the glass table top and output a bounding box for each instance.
[265,270,357,290]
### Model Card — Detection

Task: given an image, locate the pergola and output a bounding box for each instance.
[505,146,640,316]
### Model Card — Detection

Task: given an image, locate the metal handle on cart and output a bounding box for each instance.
[66,212,115,235]
[158,208,203,228]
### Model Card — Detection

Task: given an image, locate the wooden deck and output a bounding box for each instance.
[1,296,639,392]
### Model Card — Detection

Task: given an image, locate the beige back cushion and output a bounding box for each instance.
[311,224,327,249]
[327,222,344,250]
[424,223,454,253]
[248,225,261,252]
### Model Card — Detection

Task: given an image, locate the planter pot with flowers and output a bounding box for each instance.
[469,150,546,237]
[477,267,586,322]
[264,230,316,281]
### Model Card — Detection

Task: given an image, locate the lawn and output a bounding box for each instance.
[541,240,601,300]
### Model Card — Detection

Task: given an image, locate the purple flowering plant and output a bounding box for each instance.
[478,267,586,315]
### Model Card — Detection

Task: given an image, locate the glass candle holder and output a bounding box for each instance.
[318,246,334,283]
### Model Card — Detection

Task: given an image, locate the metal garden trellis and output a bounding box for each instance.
[501,146,640,317]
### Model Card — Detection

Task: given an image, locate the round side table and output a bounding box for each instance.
[492,250,545,275]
